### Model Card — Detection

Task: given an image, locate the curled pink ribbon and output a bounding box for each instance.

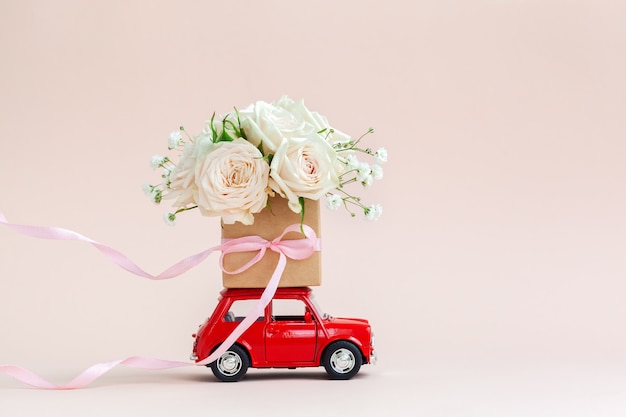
[0,213,320,389]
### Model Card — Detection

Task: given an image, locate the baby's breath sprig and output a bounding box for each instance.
[327,127,386,220]
[150,155,170,169]
[143,183,163,204]
[146,146,180,205]
[168,131,183,150]
[163,205,199,225]
[332,128,374,152]
[325,189,382,221]
[168,126,194,151]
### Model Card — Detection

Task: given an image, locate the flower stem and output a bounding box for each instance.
[174,205,198,215]
[351,128,374,148]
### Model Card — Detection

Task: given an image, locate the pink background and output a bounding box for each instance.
[1,0,625,415]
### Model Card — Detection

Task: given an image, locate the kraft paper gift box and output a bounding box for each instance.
[221,196,321,288]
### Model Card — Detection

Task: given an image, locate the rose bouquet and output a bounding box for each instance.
[145,96,386,225]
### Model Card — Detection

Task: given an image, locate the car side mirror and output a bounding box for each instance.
[304,309,313,323]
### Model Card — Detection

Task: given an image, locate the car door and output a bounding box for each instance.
[218,298,266,356]
[265,298,317,363]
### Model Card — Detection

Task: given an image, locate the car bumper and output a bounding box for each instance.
[369,349,377,365]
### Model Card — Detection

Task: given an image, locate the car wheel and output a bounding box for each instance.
[322,341,362,380]
[209,344,250,382]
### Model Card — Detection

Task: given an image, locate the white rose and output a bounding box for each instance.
[269,135,340,213]
[274,96,352,146]
[193,138,270,225]
[166,142,199,207]
[276,96,352,145]
[240,96,331,153]
[166,132,213,207]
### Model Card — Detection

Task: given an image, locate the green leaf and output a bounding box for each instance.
[235,107,246,139]
[298,197,305,234]
[217,129,234,142]
[223,116,238,132]
[209,112,217,142]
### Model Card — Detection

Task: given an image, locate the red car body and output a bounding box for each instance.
[191,287,376,381]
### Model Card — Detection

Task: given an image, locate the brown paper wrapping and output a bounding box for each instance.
[221,196,321,288]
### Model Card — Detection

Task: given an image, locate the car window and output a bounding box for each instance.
[308,294,329,319]
[224,299,265,322]
[271,299,311,322]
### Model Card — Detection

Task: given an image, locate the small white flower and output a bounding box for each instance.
[345,154,360,169]
[168,130,183,149]
[361,174,373,188]
[371,164,383,180]
[143,183,163,203]
[163,212,176,226]
[374,147,388,164]
[161,167,172,185]
[151,188,163,204]
[356,161,371,182]
[365,204,383,221]
[326,194,342,210]
[151,154,166,169]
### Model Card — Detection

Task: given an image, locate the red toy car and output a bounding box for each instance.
[190,287,376,382]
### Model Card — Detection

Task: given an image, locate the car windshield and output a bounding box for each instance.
[309,295,329,319]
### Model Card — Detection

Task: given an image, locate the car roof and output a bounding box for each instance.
[220,286,312,298]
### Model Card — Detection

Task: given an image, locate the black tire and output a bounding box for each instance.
[322,341,362,380]
[209,344,250,382]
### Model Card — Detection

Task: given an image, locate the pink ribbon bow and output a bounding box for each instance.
[0,213,320,389]
[220,223,321,275]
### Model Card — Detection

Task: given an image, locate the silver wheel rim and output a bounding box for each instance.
[217,351,242,376]
[330,348,356,374]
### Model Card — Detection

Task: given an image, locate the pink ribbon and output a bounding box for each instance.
[0,213,320,389]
